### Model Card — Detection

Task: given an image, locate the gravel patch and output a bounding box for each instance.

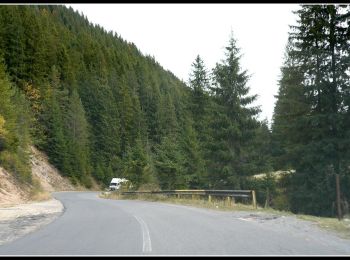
[0,199,64,245]
[231,211,350,254]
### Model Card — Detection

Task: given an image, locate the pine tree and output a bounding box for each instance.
[208,33,260,189]
[180,117,206,188]
[188,55,211,143]
[271,46,307,170]
[0,6,26,85]
[123,136,154,189]
[189,55,209,121]
[65,88,90,183]
[78,76,121,184]
[154,135,185,190]
[41,86,69,175]
[272,5,350,216]
[0,60,32,183]
[187,55,213,187]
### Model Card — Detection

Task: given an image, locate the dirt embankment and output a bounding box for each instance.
[0,168,29,207]
[0,146,94,245]
[0,146,77,208]
[30,146,76,194]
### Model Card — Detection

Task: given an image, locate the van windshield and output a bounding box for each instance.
[110,183,117,186]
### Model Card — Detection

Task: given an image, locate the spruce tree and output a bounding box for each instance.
[272,5,350,216]
[65,88,90,183]
[208,33,260,189]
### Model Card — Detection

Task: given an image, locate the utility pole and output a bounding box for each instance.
[336,174,342,220]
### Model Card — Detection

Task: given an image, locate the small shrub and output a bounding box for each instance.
[0,150,32,184]
[272,193,291,211]
[81,175,93,189]
[29,177,51,201]
[137,183,161,192]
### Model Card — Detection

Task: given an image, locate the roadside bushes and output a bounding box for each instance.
[0,150,32,184]
[137,183,161,192]
[247,171,291,211]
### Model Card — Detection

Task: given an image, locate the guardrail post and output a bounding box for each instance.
[208,195,212,203]
[252,190,257,209]
[336,174,342,220]
[177,193,180,199]
[227,196,231,207]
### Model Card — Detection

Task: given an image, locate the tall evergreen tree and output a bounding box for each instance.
[208,33,260,189]
[65,88,91,185]
[189,55,209,119]
[154,135,185,190]
[188,55,211,141]
[187,55,211,187]
[0,60,32,183]
[272,5,350,216]
[41,86,69,176]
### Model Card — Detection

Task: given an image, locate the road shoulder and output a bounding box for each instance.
[0,198,64,245]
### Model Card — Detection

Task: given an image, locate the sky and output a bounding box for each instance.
[67,4,299,124]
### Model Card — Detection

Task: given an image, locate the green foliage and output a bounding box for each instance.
[0,150,31,183]
[0,60,32,183]
[207,34,264,189]
[123,137,155,189]
[271,5,350,217]
[154,135,185,190]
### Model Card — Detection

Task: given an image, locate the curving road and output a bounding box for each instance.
[0,192,349,256]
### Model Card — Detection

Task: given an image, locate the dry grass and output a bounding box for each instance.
[29,190,52,202]
[100,192,256,212]
[296,214,350,239]
[29,176,52,202]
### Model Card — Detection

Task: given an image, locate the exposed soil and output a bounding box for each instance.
[0,146,77,208]
[0,168,29,207]
[0,146,79,245]
[29,146,76,193]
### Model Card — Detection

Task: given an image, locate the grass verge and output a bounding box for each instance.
[296,214,350,240]
[100,191,265,212]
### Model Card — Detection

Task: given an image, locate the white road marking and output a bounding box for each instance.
[133,215,152,253]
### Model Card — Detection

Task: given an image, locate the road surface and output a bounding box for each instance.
[0,192,349,255]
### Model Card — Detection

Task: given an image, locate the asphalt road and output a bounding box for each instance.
[0,192,349,256]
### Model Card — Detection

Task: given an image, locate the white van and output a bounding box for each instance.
[109,178,128,191]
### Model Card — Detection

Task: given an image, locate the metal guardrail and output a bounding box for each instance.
[120,189,257,209]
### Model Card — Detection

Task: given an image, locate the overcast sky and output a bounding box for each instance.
[67,4,299,124]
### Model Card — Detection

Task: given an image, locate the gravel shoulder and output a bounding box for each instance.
[0,198,64,245]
